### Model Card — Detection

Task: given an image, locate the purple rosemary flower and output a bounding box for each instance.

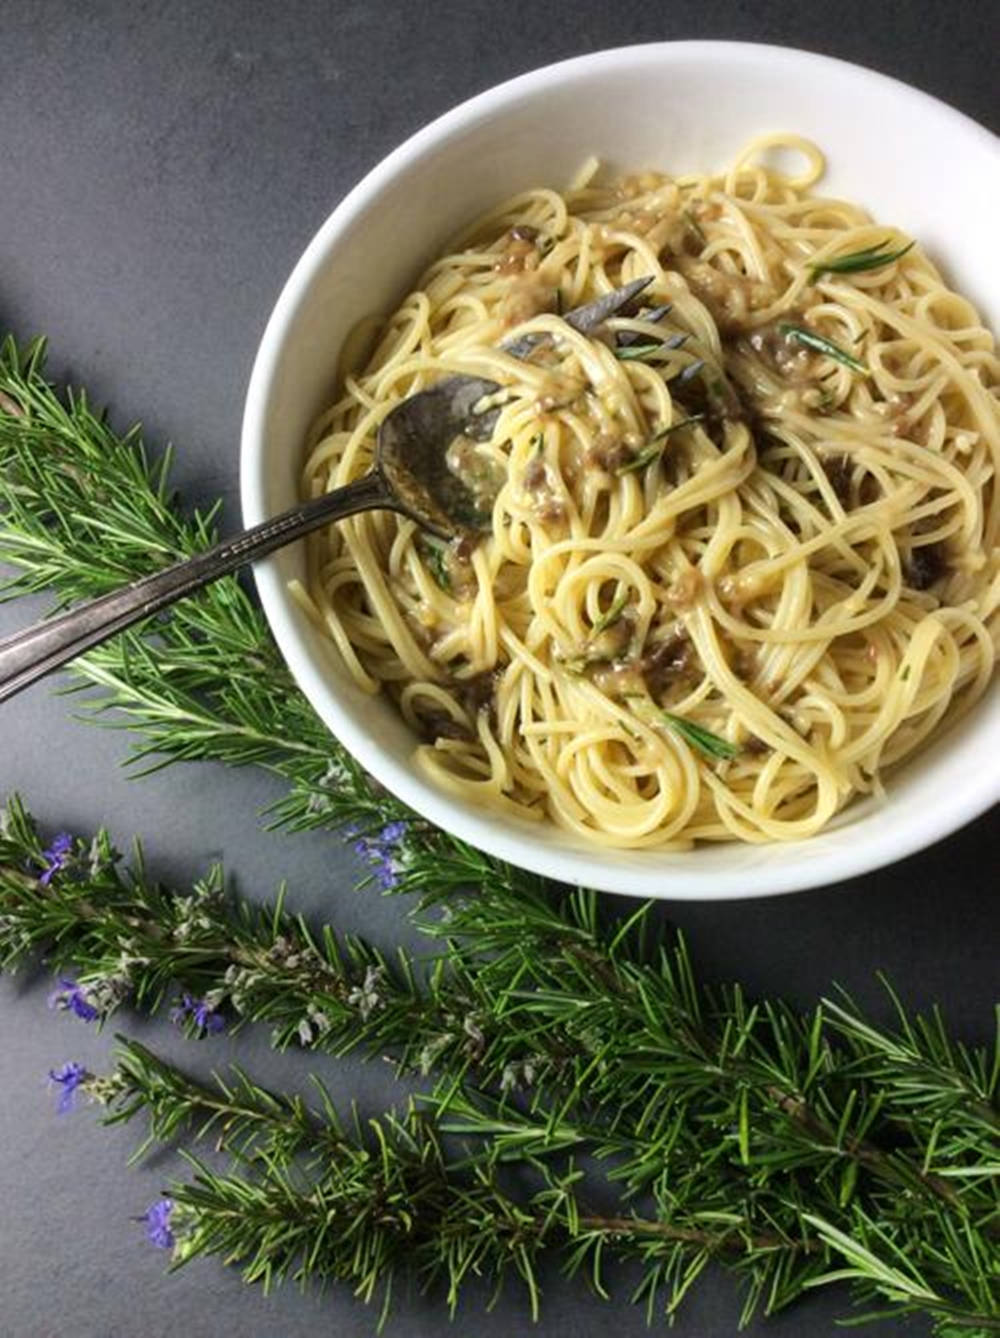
[48,1061,89,1114]
[353,820,408,890]
[38,832,74,886]
[170,992,225,1034]
[143,1198,175,1249]
[48,977,99,1023]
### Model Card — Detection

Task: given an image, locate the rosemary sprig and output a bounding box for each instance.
[88,1042,827,1327]
[590,589,629,636]
[417,535,452,592]
[614,332,689,361]
[5,798,999,1331]
[658,710,741,759]
[2,338,999,1333]
[778,323,869,375]
[615,415,704,474]
[0,336,402,834]
[809,239,915,279]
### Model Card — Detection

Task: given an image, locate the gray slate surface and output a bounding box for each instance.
[1,3,997,1336]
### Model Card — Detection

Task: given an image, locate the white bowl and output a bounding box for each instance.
[241,41,1000,899]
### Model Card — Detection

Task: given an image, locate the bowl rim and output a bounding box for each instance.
[241,40,1000,900]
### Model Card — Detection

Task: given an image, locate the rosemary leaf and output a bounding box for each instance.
[615,415,705,474]
[778,323,869,375]
[614,332,689,362]
[591,590,629,636]
[658,711,741,759]
[809,240,915,279]
[417,536,452,592]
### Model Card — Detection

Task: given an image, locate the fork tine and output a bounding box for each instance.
[500,276,655,359]
[564,275,654,334]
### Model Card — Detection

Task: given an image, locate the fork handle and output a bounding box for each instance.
[0,471,391,704]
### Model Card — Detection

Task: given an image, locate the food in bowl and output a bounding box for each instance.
[292,134,998,849]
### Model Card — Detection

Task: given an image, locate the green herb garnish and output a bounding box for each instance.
[659,711,740,760]
[418,536,452,592]
[614,340,665,362]
[1,335,998,1338]
[900,663,911,682]
[591,589,629,636]
[778,323,868,375]
[809,239,915,280]
[617,442,662,474]
[615,415,705,475]
[614,332,688,363]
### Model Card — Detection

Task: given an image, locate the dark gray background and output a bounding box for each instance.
[0,3,996,1336]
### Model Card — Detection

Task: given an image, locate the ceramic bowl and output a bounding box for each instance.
[241,42,1000,898]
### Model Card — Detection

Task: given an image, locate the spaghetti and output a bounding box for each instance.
[297,136,999,847]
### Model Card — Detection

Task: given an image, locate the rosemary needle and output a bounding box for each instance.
[809,239,915,279]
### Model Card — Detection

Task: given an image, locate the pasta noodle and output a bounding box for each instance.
[298,137,999,848]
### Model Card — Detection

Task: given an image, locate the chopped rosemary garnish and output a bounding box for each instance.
[529,432,544,455]
[809,239,914,279]
[617,443,662,474]
[554,287,564,315]
[659,711,740,760]
[900,663,911,682]
[778,323,868,375]
[418,537,452,592]
[614,332,688,362]
[559,652,612,675]
[591,590,629,636]
[615,415,705,474]
[614,341,664,362]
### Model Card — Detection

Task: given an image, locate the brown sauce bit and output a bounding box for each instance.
[874,391,918,439]
[906,541,949,591]
[591,661,645,696]
[418,710,474,744]
[521,454,567,524]
[493,224,544,276]
[586,432,632,473]
[585,628,695,702]
[523,457,547,492]
[740,320,815,382]
[664,569,703,611]
[456,668,500,720]
[639,632,694,697]
[821,455,853,507]
[501,275,558,327]
[674,258,775,335]
[417,668,501,745]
